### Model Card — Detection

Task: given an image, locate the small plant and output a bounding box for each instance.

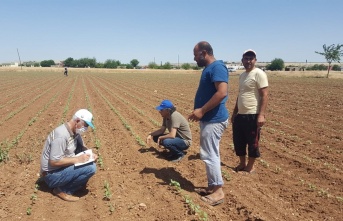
[34,183,40,193]
[108,203,115,214]
[336,196,343,203]
[183,195,208,220]
[95,139,101,150]
[16,153,33,164]
[170,179,182,192]
[274,166,282,174]
[30,194,37,202]
[103,180,112,201]
[170,180,208,220]
[222,170,231,181]
[317,189,329,198]
[308,183,316,191]
[0,145,9,163]
[26,207,32,215]
[299,179,305,185]
[97,155,104,169]
[259,159,269,168]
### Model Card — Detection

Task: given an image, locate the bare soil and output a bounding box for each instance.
[0,68,342,221]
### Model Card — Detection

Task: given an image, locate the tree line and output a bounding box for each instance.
[19,43,342,77]
[32,57,202,70]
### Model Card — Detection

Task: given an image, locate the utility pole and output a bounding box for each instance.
[17,48,22,70]
[178,54,179,68]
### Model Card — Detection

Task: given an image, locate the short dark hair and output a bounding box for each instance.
[197,41,213,56]
[168,106,176,114]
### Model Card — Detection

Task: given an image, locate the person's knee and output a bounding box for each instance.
[234,146,246,156]
[85,163,97,176]
[161,139,173,148]
[248,147,260,158]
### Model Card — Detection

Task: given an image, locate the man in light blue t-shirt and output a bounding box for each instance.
[189,41,229,206]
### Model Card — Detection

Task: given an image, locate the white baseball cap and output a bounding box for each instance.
[243,49,257,57]
[74,109,94,129]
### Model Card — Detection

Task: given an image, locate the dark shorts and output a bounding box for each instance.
[232,114,261,158]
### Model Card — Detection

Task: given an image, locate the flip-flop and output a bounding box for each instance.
[194,188,213,196]
[201,195,224,206]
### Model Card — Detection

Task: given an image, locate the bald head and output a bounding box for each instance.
[195,41,213,56]
[194,41,215,67]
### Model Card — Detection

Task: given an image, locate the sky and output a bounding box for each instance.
[1,0,342,65]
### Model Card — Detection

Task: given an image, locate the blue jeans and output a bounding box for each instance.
[199,119,228,186]
[44,162,96,195]
[153,135,189,157]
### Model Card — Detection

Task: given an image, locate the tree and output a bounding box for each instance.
[40,60,55,67]
[181,63,192,70]
[266,58,284,71]
[78,57,97,68]
[130,59,139,68]
[162,62,172,69]
[148,62,158,69]
[104,59,120,69]
[315,44,343,78]
[332,64,341,71]
[64,57,74,67]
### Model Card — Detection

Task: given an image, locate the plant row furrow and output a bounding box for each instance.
[88,78,146,148]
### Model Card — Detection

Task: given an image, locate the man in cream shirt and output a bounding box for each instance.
[231,49,269,173]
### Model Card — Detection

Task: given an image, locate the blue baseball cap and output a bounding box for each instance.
[156,100,174,111]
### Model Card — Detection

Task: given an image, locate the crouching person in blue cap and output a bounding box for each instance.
[40,109,97,202]
[146,100,192,162]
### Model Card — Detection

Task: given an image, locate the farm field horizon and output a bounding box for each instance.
[0,69,342,221]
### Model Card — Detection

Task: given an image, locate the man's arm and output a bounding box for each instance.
[149,126,166,136]
[257,87,268,127]
[49,154,90,167]
[146,126,166,144]
[189,81,227,121]
[158,127,177,140]
[231,97,238,124]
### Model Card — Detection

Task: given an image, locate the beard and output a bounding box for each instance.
[196,57,206,67]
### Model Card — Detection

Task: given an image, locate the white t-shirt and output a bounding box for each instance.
[238,68,268,114]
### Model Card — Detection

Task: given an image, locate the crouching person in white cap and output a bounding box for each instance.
[40,109,97,202]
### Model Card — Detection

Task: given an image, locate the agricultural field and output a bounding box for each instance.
[0,68,342,221]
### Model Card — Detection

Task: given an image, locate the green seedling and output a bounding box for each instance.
[0,146,9,163]
[183,195,208,220]
[308,183,316,191]
[103,181,112,201]
[170,179,181,192]
[259,159,269,168]
[274,166,282,174]
[222,170,231,181]
[97,155,104,169]
[108,203,115,214]
[26,207,32,215]
[317,189,329,198]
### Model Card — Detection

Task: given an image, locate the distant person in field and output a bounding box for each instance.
[188,41,229,206]
[40,109,97,202]
[64,67,68,76]
[231,49,269,173]
[146,99,192,162]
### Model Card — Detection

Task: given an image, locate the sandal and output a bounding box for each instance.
[201,195,224,206]
[194,188,213,196]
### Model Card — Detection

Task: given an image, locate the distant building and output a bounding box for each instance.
[0,62,19,67]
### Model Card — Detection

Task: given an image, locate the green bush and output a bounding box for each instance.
[266,58,284,71]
